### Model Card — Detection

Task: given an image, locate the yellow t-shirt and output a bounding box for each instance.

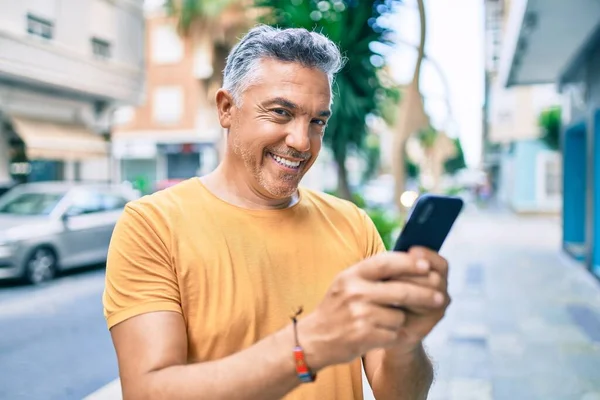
[103,178,386,400]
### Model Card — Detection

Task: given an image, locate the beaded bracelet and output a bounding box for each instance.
[291,306,316,383]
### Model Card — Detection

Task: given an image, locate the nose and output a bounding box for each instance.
[285,122,311,153]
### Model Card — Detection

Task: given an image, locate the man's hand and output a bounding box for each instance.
[297,251,447,371]
[387,246,451,355]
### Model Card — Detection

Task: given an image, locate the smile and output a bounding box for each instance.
[268,152,303,169]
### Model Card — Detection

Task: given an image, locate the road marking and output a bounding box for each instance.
[84,379,122,400]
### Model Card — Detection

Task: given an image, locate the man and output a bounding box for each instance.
[104,25,450,400]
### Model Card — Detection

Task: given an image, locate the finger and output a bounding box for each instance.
[403,292,452,316]
[358,252,430,281]
[392,271,447,291]
[409,247,449,276]
[369,304,407,332]
[370,326,403,349]
[368,280,446,309]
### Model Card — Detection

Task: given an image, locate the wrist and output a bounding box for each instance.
[382,341,426,368]
[295,314,329,372]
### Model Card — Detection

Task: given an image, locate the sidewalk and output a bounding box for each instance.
[418,205,600,400]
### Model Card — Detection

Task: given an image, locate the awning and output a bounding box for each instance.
[10,116,108,161]
[498,0,600,88]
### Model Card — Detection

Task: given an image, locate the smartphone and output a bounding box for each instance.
[393,194,464,253]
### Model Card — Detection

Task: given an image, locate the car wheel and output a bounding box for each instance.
[24,247,57,285]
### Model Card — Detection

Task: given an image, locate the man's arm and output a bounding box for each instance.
[112,311,303,400]
[111,251,443,400]
[363,345,433,400]
[362,247,450,399]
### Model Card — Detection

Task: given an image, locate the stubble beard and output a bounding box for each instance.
[231,132,300,199]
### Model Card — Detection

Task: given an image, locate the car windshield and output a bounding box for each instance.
[0,192,65,216]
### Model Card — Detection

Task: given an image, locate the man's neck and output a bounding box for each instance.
[200,162,299,210]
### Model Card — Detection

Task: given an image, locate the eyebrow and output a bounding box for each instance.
[263,97,331,118]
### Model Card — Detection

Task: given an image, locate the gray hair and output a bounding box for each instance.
[222,25,345,105]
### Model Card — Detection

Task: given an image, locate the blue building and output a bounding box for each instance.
[498,0,600,278]
[482,0,562,215]
[496,138,561,213]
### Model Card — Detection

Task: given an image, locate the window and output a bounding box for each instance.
[113,106,135,126]
[91,37,111,60]
[153,86,183,124]
[544,156,562,197]
[67,190,104,216]
[27,13,53,39]
[151,25,184,64]
[0,192,65,216]
[100,193,128,211]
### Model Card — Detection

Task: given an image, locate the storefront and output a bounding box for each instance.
[2,114,109,184]
[113,138,219,194]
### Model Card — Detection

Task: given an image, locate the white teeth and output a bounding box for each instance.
[272,153,301,168]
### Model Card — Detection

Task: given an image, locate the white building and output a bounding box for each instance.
[0,0,145,186]
[482,0,562,213]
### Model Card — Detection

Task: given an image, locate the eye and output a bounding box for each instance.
[312,119,327,126]
[272,108,290,117]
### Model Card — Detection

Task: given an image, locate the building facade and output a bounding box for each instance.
[498,0,600,277]
[111,8,225,193]
[0,0,145,187]
[482,0,562,213]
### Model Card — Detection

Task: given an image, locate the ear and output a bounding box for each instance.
[215,89,236,129]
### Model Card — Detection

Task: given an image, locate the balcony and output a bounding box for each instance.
[0,29,144,105]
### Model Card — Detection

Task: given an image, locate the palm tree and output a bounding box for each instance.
[165,0,253,90]
[254,0,400,200]
[391,0,430,210]
[410,126,457,193]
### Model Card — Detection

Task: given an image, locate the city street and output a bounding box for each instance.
[1,205,600,399]
[0,267,116,400]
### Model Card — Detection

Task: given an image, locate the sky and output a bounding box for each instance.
[385,0,485,167]
[143,0,485,167]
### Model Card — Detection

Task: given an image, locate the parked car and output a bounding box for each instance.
[0,181,140,285]
[0,181,17,197]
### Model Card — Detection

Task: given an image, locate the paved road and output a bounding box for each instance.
[0,266,117,400]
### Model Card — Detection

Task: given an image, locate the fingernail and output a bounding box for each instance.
[434,292,445,305]
[416,259,430,271]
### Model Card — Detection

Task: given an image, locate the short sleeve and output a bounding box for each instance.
[358,208,387,257]
[103,203,182,329]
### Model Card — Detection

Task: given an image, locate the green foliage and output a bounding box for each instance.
[416,125,438,149]
[406,157,419,178]
[165,0,237,34]
[366,207,401,250]
[376,82,402,127]
[132,175,151,195]
[336,191,401,250]
[444,138,467,175]
[254,0,400,179]
[351,191,367,208]
[444,186,462,196]
[538,106,561,150]
[361,133,381,183]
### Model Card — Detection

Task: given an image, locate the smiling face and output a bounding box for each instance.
[216,59,332,199]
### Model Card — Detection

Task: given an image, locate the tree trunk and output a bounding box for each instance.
[336,159,352,201]
[391,0,428,213]
[392,141,406,212]
[392,137,407,210]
